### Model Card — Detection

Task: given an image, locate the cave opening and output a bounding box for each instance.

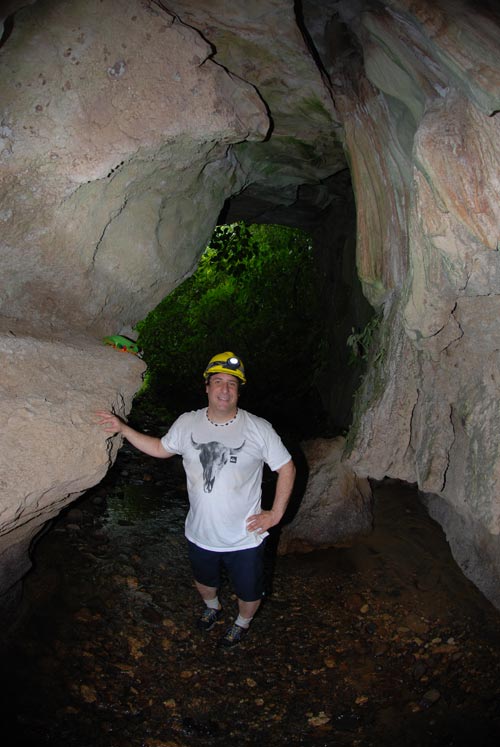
[130,167,375,445]
[131,220,361,441]
[131,221,325,435]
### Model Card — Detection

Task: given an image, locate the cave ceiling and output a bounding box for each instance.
[0,0,351,233]
[164,0,351,228]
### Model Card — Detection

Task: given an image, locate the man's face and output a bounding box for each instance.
[206,372,239,415]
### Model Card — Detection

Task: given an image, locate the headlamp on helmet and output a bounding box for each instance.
[203,351,246,384]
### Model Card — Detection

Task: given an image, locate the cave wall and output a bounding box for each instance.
[333,0,500,607]
[0,321,146,619]
[1,0,500,611]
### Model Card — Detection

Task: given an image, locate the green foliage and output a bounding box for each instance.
[134,222,328,427]
[344,312,388,455]
[346,314,382,366]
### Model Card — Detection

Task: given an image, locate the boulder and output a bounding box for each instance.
[278,437,373,554]
[0,320,145,615]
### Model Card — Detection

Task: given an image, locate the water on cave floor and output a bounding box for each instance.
[2,443,500,747]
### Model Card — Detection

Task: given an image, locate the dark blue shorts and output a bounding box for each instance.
[187,540,267,602]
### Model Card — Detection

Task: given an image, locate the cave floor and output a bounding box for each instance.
[2,443,500,747]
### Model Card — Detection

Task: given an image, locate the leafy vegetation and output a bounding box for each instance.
[134,222,329,431]
[346,313,382,366]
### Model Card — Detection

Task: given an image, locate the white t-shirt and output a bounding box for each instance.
[161,408,291,551]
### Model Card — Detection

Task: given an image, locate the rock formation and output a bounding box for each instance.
[334,0,500,610]
[278,437,373,555]
[0,322,145,615]
[1,0,500,611]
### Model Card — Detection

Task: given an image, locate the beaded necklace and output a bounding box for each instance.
[206,408,238,427]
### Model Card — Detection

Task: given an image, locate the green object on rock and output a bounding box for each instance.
[103,335,142,356]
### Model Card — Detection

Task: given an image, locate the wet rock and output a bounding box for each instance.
[420,689,441,708]
[278,437,373,553]
[66,508,84,524]
[413,660,428,680]
[344,593,365,611]
[404,613,429,635]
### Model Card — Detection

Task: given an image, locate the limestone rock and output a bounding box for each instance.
[0,321,145,610]
[0,0,269,334]
[423,491,500,611]
[278,437,373,554]
[342,0,500,607]
[169,0,346,225]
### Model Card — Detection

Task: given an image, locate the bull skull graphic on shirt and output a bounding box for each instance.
[191,435,246,493]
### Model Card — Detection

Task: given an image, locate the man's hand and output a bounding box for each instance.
[246,510,279,534]
[246,459,296,535]
[95,410,125,434]
[95,410,174,459]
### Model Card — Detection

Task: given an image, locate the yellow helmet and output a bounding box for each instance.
[203,351,246,384]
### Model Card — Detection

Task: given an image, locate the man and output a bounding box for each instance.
[96,351,295,648]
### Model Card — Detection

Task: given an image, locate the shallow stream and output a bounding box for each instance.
[2,441,500,746]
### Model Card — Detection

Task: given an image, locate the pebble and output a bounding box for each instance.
[420,689,441,708]
[373,642,389,657]
[413,661,427,680]
[308,711,331,727]
[404,614,429,635]
[66,508,84,523]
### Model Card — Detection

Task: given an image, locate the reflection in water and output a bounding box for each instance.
[105,482,187,534]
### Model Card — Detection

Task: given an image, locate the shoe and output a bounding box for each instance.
[219,623,248,648]
[197,607,222,632]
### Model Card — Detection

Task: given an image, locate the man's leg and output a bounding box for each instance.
[237,598,261,620]
[187,542,223,631]
[195,580,221,609]
[220,543,266,647]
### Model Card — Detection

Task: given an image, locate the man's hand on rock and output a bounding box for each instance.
[95,410,125,434]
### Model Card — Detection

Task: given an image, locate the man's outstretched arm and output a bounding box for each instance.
[95,410,174,459]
